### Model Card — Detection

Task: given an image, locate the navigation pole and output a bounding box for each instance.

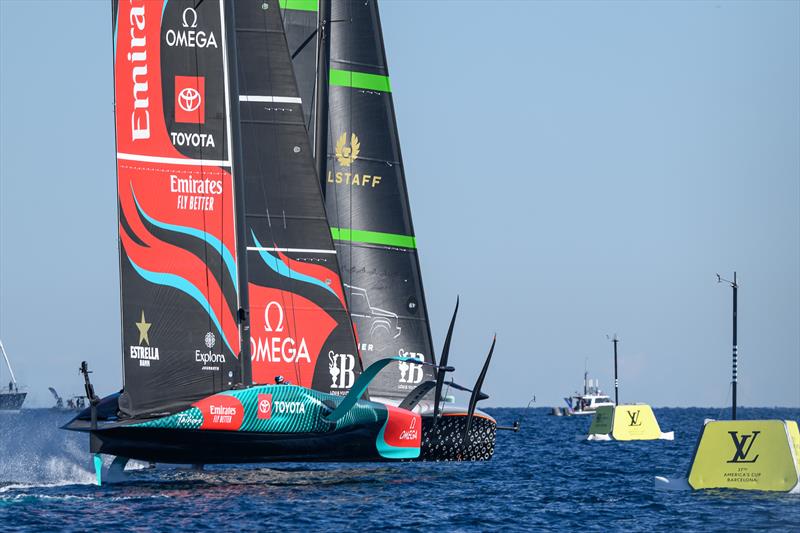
[717,272,738,420]
[314,0,332,196]
[611,335,619,405]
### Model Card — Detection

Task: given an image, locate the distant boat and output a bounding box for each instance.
[563,370,613,416]
[0,340,26,411]
[48,387,87,411]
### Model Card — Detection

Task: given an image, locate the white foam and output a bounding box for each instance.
[0,480,92,495]
[654,476,691,491]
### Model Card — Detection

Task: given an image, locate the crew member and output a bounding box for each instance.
[275,375,290,385]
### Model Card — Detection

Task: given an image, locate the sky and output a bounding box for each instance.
[1,0,798,408]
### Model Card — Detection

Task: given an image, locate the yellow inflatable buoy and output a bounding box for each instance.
[654,275,800,492]
[587,404,674,441]
[656,419,800,492]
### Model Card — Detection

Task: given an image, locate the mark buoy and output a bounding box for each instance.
[656,419,800,492]
[586,404,674,441]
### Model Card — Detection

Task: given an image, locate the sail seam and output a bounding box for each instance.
[247,247,337,255]
[330,58,387,71]
[328,154,401,166]
[335,242,417,254]
[237,28,285,35]
[247,213,330,222]
[240,118,306,126]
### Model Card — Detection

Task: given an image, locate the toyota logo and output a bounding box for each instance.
[178,87,202,113]
[259,398,271,415]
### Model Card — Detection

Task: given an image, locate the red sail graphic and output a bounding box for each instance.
[274,251,347,309]
[249,284,337,387]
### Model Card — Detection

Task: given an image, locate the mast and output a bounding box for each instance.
[223,0,252,387]
[313,0,331,196]
[0,340,17,386]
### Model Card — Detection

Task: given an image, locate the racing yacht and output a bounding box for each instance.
[65,0,495,484]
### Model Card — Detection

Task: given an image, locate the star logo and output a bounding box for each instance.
[136,310,152,346]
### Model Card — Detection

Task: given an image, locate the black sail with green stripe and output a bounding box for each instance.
[322,0,437,403]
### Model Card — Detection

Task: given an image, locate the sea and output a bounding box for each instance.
[0,407,798,531]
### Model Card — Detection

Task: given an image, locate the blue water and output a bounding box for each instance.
[0,407,798,531]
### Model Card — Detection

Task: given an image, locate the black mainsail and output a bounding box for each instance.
[320,0,437,403]
[112,0,367,415]
[234,0,364,395]
[113,0,243,417]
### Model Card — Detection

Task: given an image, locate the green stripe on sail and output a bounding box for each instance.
[329,68,392,92]
[279,0,318,12]
[331,227,415,249]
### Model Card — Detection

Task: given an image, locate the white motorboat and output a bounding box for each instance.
[563,371,613,415]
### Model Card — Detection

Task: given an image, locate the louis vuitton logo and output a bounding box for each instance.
[727,431,760,463]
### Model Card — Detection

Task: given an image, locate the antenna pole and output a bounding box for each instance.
[223,0,252,386]
[583,357,588,395]
[732,272,738,420]
[717,272,738,420]
[612,335,619,405]
[314,0,332,196]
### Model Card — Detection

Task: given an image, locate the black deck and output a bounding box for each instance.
[64,419,387,464]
